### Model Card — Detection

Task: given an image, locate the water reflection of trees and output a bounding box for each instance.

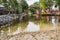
[8,22,28,33]
[0,27,9,35]
[19,22,28,30]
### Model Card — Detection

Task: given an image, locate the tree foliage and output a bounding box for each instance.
[1,0,28,14]
[20,0,28,12]
[0,0,3,4]
[39,0,52,9]
[1,0,9,8]
[29,7,36,14]
[55,0,60,6]
[31,2,39,7]
[29,2,39,14]
[9,0,19,9]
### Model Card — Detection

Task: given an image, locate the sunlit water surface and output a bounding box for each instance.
[0,20,59,35]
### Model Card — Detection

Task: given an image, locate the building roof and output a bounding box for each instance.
[0,7,15,12]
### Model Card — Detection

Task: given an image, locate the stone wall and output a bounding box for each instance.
[0,14,18,27]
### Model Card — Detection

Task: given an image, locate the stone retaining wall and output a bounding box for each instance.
[0,15,18,28]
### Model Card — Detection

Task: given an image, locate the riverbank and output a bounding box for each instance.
[0,14,19,28]
[0,30,60,40]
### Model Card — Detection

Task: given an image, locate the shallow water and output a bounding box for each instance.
[0,20,59,35]
[0,21,40,35]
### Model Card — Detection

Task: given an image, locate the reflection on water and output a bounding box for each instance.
[24,21,40,32]
[8,27,21,35]
[51,16,56,30]
[0,21,40,35]
[52,16,56,25]
[0,20,59,35]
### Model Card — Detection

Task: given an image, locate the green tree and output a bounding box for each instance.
[31,2,39,7]
[20,0,29,21]
[39,0,47,9]
[39,0,52,9]
[55,0,60,10]
[9,0,21,14]
[1,0,22,14]
[1,0,11,15]
[9,0,28,14]
[29,7,36,14]
[29,2,39,14]
[1,0,9,8]
[1,0,29,21]
[1,0,28,14]
[0,0,3,4]
[55,0,60,6]
[47,0,53,7]
[20,0,28,12]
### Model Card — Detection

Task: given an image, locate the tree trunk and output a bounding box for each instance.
[24,9,29,22]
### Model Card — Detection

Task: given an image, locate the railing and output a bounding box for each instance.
[41,14,60,16]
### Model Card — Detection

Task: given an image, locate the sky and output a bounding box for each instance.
[26,0,39,6]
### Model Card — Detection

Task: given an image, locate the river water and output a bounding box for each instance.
[0,20,59,36]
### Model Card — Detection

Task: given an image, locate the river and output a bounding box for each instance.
[0,20,59,36]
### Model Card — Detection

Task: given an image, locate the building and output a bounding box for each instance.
[0,7,16,15]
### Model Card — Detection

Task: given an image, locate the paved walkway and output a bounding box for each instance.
[0,30,60,40]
